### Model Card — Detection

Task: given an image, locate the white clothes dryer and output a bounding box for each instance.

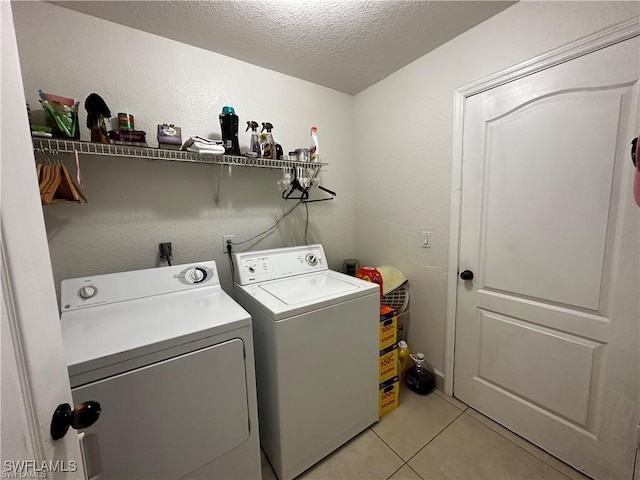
[60,262,261,480]
[232,245,379,480]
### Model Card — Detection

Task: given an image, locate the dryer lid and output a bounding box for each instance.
[61,287,251,383]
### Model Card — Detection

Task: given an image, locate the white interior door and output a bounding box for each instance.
[454,37,639,480]
[1,3,84,477]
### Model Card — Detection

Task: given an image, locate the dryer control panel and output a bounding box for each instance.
[61,262,219,311]
[233,245,327,285]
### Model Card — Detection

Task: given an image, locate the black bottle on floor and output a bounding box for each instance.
[406,352,434,395]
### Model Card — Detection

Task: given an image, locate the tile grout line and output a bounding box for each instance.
[433,390,470,412]
[369,427,406,468]
[463,410,579,480]
[403,408,466,464]
[372,405,467,468]
[374,391,469,479]
[384,463,406,480]
[384,461,424,480]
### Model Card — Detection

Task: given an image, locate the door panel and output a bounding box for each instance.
[455,37,639,480]
[475,310,603,427]
[482,88,625,309]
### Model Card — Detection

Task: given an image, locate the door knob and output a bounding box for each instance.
[460,270,474,280]
[50,401,101,440]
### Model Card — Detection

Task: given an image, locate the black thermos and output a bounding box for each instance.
[343,259,360,276]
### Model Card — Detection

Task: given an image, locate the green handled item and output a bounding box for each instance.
[41,99,79,138]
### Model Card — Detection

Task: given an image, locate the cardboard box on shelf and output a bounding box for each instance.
[108,129,147,146]
[379,343,398,383]
[379,305,398,350]
[379,376,400,417]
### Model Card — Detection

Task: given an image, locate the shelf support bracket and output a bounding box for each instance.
[215,164,224,207]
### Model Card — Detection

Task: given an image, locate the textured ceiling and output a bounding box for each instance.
[49,1,516,95]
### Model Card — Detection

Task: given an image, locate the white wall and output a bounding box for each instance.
[12,0,639,381]
[12,1,355,298]
[353,1,639,375]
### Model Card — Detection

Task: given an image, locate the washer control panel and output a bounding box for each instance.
[305,253,318,266]
[233,245,327,285]
[241,257,274,277]
[61,261,219,311]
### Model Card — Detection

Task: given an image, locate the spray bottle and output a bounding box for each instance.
[261,122,276,159]
[246,121,260,157]
[310,126,320,162]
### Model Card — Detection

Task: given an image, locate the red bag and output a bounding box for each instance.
[355,267,383,298]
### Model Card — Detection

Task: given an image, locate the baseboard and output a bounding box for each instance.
[433,368,445,393]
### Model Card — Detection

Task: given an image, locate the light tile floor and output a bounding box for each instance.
[261,387,591,480]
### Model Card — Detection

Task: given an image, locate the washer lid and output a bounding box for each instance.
[61,287,251,381]
[236,270,379,319]
[260,272,360,305]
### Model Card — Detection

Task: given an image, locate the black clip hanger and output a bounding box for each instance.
[317,185,336,196]
[282,166,310,200]
[302,185,336,204]
[282,179,310,200]
[281,166,336,203]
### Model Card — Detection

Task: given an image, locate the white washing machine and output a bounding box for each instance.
[232,245,379,480]
[60,261,261,480]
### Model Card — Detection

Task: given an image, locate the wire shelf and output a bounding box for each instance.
[32,137,328,170]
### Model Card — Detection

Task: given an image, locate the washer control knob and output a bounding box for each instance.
[79,285,97,299]
[306,254,318,266]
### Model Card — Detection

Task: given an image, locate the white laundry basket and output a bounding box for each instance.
[381,282,409,341]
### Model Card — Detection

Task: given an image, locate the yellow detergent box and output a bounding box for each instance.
[379,343,399,383]
[379,376,400,417]
[379,305,398,350]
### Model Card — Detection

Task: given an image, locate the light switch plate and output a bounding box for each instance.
[421,231,431,248]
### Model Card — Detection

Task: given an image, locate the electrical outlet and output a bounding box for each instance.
[421,231,431,248]
[159,242,172,260]
[222,235,234,253]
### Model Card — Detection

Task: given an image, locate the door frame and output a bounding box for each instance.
[444,17,640,396]
[1,2,84,475]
